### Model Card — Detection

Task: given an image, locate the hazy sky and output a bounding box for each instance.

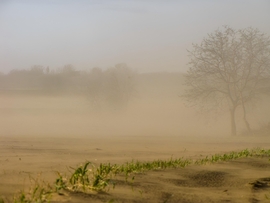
[0,0,270,73]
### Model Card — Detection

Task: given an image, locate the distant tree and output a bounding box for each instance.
[85,67,104,109]
[182,26,270,136]
[104,63,137,109]
[30,65,44,75]
[46,66,50,74]
[85,64,136,110]
[0,72,5,88]
[61,64,78,77]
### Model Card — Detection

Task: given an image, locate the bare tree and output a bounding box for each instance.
[182,26,270,136]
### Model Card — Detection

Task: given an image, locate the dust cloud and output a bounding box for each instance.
[0,68,269,138]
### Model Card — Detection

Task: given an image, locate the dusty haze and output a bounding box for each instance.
[1,1,270,202]
[0,72,269,138]
[1,71,270,202]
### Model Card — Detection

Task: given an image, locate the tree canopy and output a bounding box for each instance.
[183,26,270,136]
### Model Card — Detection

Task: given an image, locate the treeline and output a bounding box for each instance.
[0,63,137,109]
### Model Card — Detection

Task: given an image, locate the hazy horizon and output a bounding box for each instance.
[1,0,270,74]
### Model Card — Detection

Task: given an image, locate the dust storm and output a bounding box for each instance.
[1,67,270,203]
[1,1,270,202]
[0,67,270,138]
[0,69,260,138]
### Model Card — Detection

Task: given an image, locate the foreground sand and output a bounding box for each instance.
[1,134,270,202]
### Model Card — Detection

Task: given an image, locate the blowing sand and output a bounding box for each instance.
[1,90,270,202]
[1,134,270,202]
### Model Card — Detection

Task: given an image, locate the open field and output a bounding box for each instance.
[1,75,270,202]
[1,135,270,202]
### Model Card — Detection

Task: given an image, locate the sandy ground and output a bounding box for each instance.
[1,134,270,203]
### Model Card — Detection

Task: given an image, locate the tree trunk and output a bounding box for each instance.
[230,107,237,136]
[242,106,252,134]
[241,92,252,135]
[241,97,252,135]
